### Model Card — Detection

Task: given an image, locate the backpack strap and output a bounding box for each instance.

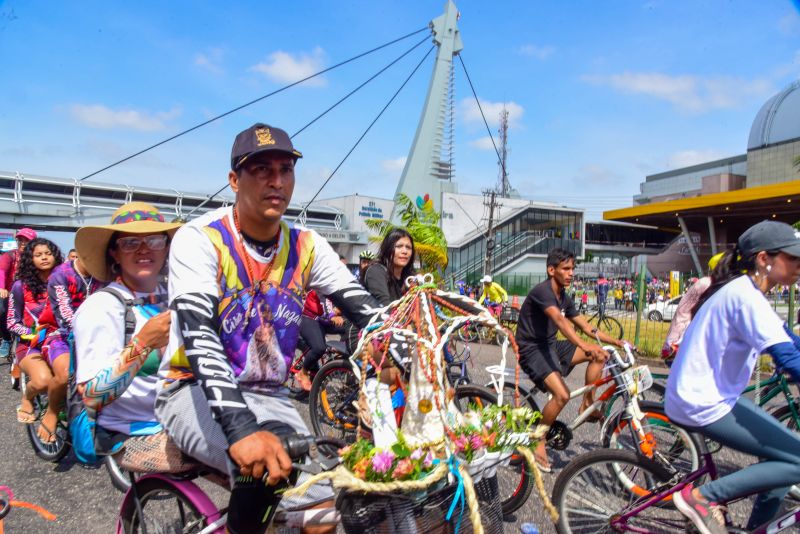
[97,287,137,345]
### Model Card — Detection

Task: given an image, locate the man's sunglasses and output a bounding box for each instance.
[115,234,168,252]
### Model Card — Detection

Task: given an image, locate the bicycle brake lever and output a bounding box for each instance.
[291,456,341,475]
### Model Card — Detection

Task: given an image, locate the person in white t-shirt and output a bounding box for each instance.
[666,220,800,534]
[72,202,180,451]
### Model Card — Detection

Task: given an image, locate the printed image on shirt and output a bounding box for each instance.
[240,301,286,387]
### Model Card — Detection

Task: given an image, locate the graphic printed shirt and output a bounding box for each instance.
[7,280,50,337]
[161,206,361,393]
[47,260,105,336]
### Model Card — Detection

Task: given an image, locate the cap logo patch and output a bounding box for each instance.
[794,231,800,240]
[255,127,276,147]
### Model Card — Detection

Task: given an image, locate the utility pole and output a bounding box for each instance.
[483,189,499,276]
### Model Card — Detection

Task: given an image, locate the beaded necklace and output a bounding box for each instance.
[232,205,279,329]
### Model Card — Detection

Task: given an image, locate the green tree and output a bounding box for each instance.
[364,193,449,278]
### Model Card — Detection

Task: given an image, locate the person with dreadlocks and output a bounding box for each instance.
[8,238,63,441]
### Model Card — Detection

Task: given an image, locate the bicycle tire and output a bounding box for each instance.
[552,448,684,534]
[603,381,667,420]
[451,384,534,517]
[22,373,71,462]
[118,476,210,534]
[587,314,624,340]
[496,380,541,411]
[106,455,132,493]
[602,401,702,480]
[308,360,361,444]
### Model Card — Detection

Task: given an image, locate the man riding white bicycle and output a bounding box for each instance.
[666,220,800,534]
[155,123,380,534]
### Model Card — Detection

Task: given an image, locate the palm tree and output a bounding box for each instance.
[364,193,449,278]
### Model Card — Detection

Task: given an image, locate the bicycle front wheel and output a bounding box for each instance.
[552,448,684,534]
[602,402,702,480]
[118,477,210,534]
[308,360,361,444]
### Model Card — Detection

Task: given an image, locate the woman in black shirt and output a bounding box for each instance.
[363,228,415,305]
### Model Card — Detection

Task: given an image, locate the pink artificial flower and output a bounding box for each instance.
[454,435,468,453]
[410,448,424,460]
[470,434,484,451]
[371,450,395,474]
[423,451,434,468]
[392,458,415,478]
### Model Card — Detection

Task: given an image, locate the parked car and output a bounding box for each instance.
[645,296,681,322]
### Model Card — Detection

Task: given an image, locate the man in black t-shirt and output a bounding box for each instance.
[517,248,628,471]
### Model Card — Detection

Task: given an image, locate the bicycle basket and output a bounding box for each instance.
[336,474,503,534]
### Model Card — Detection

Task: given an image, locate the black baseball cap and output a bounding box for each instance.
[738,220,800,258]
[230,123,303,170]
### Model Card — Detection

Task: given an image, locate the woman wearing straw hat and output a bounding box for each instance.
[72,202,181,452]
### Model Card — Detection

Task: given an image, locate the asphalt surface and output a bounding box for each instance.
[0,344,782,533]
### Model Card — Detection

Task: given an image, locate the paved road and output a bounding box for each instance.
[0,344,778,533]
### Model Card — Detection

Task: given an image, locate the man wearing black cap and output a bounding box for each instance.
[156,123,380,533]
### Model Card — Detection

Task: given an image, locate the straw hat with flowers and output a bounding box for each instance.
[75,201,183,281]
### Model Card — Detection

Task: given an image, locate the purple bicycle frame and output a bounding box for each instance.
[610,450,718,533]
[115,473,224,534]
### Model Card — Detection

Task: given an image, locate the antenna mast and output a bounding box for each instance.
[497,107,510,196]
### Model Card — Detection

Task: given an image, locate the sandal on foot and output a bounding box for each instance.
[16,407,38,424]
[37,420,57,444]
[533,455,552,473]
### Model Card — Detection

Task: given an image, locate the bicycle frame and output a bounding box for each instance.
[610,440,800,533]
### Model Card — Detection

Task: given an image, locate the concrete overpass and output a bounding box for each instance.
[0,171,357,245]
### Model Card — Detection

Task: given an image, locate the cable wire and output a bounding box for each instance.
[183,32,432,219]
[78,26,429,183]
[457,54,508,186]
[296,45,435,222]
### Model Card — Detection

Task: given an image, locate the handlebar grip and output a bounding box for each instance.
[280,434,311,462]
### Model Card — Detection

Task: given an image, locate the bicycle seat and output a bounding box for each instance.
[114,431,200,474]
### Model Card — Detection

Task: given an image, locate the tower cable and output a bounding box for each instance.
[78,26,429,183]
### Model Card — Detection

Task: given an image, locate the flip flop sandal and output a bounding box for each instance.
[36,421,57,445]
[534,456,552,473]
[16,407,38,424]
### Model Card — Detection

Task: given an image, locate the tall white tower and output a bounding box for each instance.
[391,0,462,221]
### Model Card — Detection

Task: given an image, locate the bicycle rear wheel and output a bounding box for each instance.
[452,384,534,517]
[552,448,685,534]
[23,374,71,462]
[308,360,361,444]
[118,477,210,533]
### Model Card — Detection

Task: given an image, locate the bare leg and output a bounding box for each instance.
[534,372,570,468]
[40,354,69,442]
[18,352,52,421]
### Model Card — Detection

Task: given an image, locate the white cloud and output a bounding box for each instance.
[460,98,524,129]
[68,104,181,131]
[778,11,800,35]
[194,47,224,75]
[250,47,327,87]
[581,72,772,113]
[516,44,555,60]
[469,136,497,151]
[666,149,729,169]
[381,156,407,172]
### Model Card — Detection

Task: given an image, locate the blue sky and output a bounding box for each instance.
[2,0,799,224]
